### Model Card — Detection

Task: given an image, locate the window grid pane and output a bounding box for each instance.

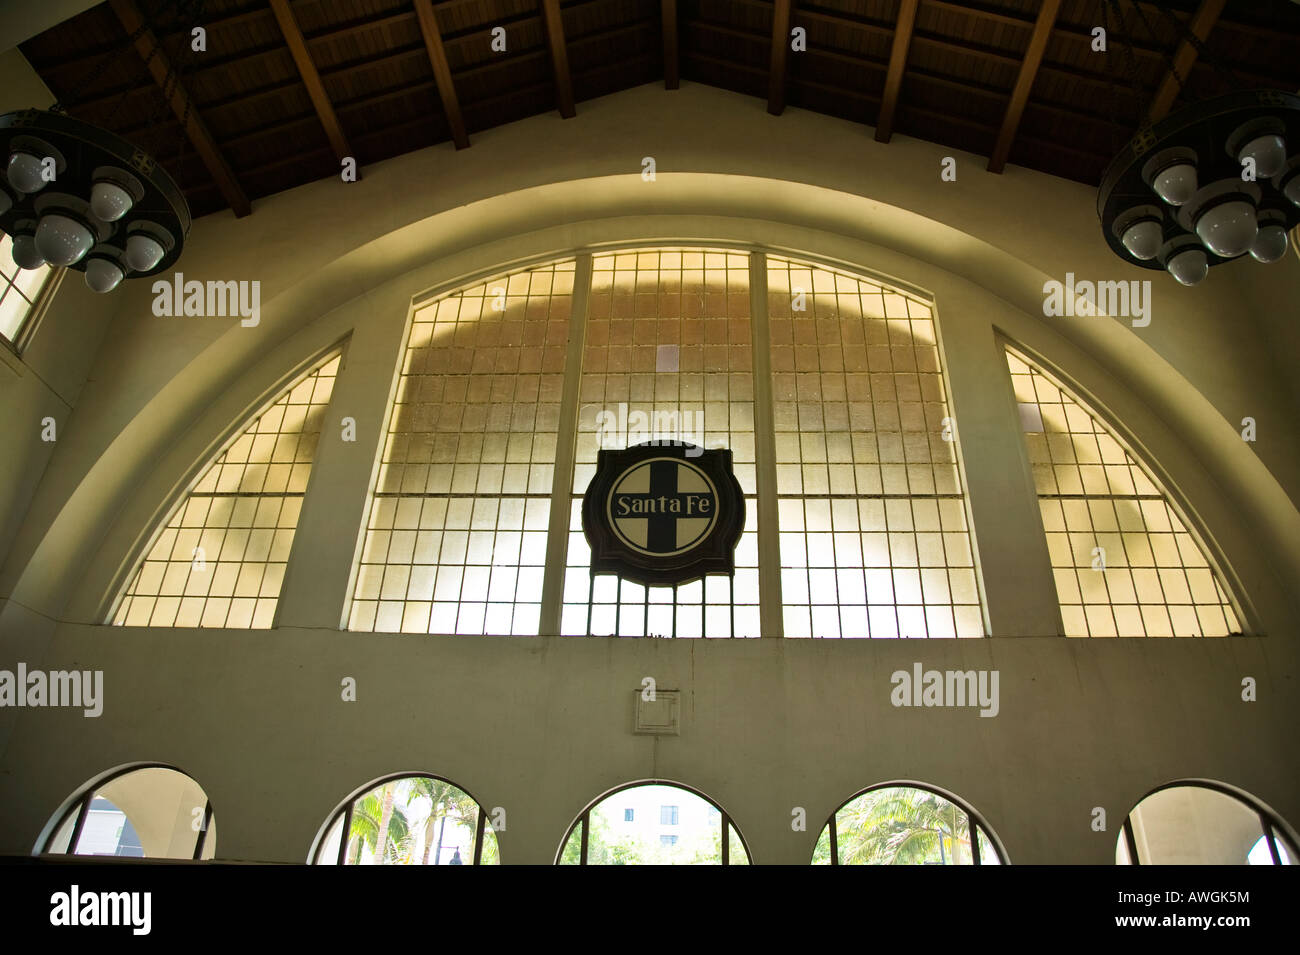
[1006,346,1240,637]
[112,351,342,628]
[767,256,982,638]
[563,249,759,638]
[349,260,575,634]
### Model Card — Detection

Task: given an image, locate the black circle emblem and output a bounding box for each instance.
[582,442,745,586]
[606,457,719,557]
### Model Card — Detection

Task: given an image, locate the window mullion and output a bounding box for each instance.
[748,251,784,637]
[539,253,593,636]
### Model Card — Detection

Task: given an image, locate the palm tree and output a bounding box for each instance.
[834,787,972,865]
[404,777,483,865]
[346,784,410,864]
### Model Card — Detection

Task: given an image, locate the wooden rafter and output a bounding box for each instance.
[414,0,469,149]
[539,0,576,118]
[41,4,276,73]
[107,0,251,217]
[178,53,672,197]
[71,0,617,116]
[987,0,1060,174]
[686,17,1125,132]
[130,19,661,156]
[663,0,679,90]
[268,0,356,170]
[768,0,792,115]
[875,0,918,142]
[172,48,1108,205]
[683,49,1108,163]
[1145,0,1226,124]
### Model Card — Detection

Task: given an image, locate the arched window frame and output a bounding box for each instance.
[817,780,1006,865]
[556,779,751,865]
[39,763,214,860]
[311,772,496,865]
[344,244,986,639]
[104,341,349,628]
[1119,779,1299,866]
[998,334,1250,636]
[87,242,1265,640]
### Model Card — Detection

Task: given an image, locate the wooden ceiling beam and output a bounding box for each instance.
[686,18,1125,132]
[875,0,918,142]
[773,4,1238,95]
[1145,0,1226,123]
[682,49,1109,164]
[924,0,1279,84]
[539,0,576,118]
[414,0,470,149]
[113,10,1121,149]
[167,38,1101,204]
[768,0,793,115]
[193,51,662,186]
[107,0,250,217]
[153,12,1121,172]
[148,20,660,162]
[663,0,679,90]
[987,0,1060,173]
[268,0,355,170]
[37,3,276,74]
[65,3,483,114]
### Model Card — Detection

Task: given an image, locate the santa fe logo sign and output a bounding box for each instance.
[581,442,745,586]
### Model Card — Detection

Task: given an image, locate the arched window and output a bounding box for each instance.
[347,248,985,638]
[1117,781,1296,865]
[1005,345,1241,636]
[558,782,750,864]
[814,783,1003,865]
[111,348,344,628]
[42,765,215,860]
[313,774,500,865]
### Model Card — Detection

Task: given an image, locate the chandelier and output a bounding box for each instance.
[1096,2,1299,285]
[0,110,190,293]
[0,1,198,294]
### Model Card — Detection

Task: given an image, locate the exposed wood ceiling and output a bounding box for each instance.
[17,0,1300,220]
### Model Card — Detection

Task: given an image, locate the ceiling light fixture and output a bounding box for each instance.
[0,110,190,291]
[1095,2,1299,285]
[1100,90,1300,286]
[0,1,200,293]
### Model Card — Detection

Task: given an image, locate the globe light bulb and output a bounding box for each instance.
[1237,134,1286,179]
[34,212,94,267]
[7,150,48,194]
[1193,200,1258,257]
[84,257,125,293]
[1151,162,1197,206]
[0,190,11,217]
[1285,177,1300,208]
[1121,219,1163,260]
[1249,224,1288,264]
[1166,247,1208,286]
[90,180,133,222]
[124,233,165,272]
[10,233,44,270]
